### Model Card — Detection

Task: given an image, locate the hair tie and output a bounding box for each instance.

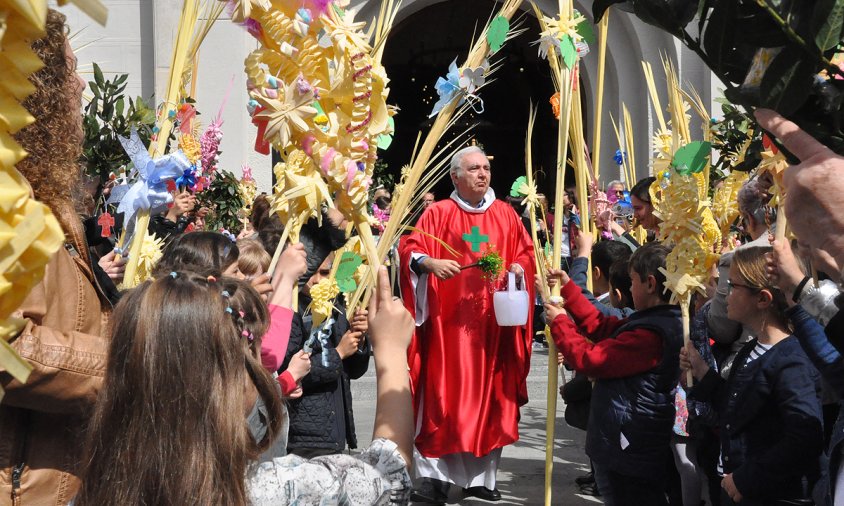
[225,307,233,314]
[221,290,231,298]
[170,272,178,279]
[238,310,246,318]
[207,275,217,283]
[792,276,811,303]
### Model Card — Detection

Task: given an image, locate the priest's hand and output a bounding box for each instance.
[422,257,461,279]
[509,264,525,284]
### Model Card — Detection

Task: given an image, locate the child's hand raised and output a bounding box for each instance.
[368,266,413,353]
[574,230,594,258]
[546,268,570,288]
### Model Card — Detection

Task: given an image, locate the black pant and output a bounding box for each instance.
[601,467,668,506]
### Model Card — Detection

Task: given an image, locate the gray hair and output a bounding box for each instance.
[737,178,774,224]
[450,145,486,178]
[606,179,625,190]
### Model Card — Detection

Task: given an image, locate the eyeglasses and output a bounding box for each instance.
[726,279,759,294]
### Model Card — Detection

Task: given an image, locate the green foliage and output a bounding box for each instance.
[710,100,763,178]
[82,63,156,184]
[477,248,504,281]
[594,0,844,156]
[195,170,244,233]
[370,158,394,196]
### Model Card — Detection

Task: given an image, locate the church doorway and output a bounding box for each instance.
[380,0,581,207]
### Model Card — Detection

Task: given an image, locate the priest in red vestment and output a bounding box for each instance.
[399,146,535,502]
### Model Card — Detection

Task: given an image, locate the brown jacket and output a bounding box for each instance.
[0,211,110,506]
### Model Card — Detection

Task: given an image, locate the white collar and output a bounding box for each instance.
[450,188,496,213]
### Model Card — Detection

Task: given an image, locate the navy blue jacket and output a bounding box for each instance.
[692,333,823,503]
[585,304,683,479]
[789,304,844,505]
[568,256,635,319]
[282,300,370,453]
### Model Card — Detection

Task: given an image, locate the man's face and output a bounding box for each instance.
[610,183,625,199]
[422,193,435,208]
[452,152,491,202]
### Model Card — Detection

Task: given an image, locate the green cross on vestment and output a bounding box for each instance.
[462,226,489,252]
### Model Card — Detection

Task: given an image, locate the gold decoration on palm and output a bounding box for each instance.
[232,0,399,279]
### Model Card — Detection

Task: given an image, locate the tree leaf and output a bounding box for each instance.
[560,35,577,69]
[487,15,509,53]
[812,0,844,51]
[702,1,737,76]
[759,45,815,116]
[671,141,711,174]
[94,63,104,88]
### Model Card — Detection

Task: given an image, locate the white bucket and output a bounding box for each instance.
[493,272,529,326]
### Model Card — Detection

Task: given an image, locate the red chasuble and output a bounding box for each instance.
[399,195,535,458]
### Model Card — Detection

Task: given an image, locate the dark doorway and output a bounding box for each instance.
[380,0,579,208]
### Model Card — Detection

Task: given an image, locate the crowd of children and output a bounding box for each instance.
[530,172,843,506]
[7,7,844,506]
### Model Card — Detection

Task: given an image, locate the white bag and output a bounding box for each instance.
[493,272,529,326]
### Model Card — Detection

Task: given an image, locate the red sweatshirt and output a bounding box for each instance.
[259,304,299,396]
[550,280,663,378]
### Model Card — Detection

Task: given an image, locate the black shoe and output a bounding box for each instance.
[575,472,594,486]
[411,479,448,505]
[409,491,445,505]
[464,486,502,501]
[578,482,601,497]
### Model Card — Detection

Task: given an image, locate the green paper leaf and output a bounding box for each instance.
[335,251,363,293]
[487,15,509,53]
[560,35,577,69]
[377,116,395,150]
[671,141,712,175]
[510,176,527,197]
[575,19,596,45]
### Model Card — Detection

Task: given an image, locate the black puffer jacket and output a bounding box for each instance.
[281,299,370,453]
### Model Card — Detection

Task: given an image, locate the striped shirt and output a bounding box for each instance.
[745,342,773,365]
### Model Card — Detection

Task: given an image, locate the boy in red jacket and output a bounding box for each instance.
[545,242,682,506]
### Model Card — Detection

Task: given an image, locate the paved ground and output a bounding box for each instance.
[350,347,604,505]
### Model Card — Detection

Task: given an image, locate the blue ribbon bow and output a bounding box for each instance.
[114,128,192,249]
[614,149,627,166]
[429,59,462,118]
[176,168,197,191]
